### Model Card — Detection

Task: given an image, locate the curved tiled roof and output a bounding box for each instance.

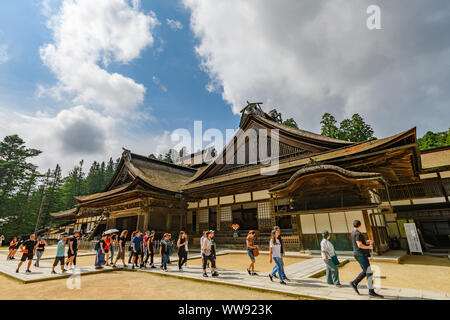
[269,164,383,194]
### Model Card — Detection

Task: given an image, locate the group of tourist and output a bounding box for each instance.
[4,219,382,297]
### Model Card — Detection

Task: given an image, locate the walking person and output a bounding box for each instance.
[143,231,150,266]
[200,231,208,268]
[0,235,4,247]
[131,231,143,269]
[350,220,383,298]
[145,230,156,268]
[160,233,171,272]
[104,234,111,266]
[271,227,288,280]
[65,232,80,269]
[320,231,341,287]
[16,234,37,273]
[95,233,107,269]
[7,237,18,260]
[184,234,189,267]
[177,231,188,271]
[113,230,128,268]
[246,230,258,275]
[128,231,137,265]
[201,231,218,277]
[109,234,117,265]
[210,230,216,260]
[34,236,48,267]
[268,230,287,285]
[52,234,68,274]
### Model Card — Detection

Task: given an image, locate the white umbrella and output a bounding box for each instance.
[104,229,119,235]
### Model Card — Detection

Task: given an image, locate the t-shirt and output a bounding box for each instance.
[119,237,126,250]
[160,240,170,255]
[132,236,141,251]
[200,236,206,248]
[22,239,37,254]
[104,238,110,250]
[143,235,149,247]
[320,239,336,259]
[68,237,78,252]
[37,241,46,252]
[56,240,65,257]
[352,229,369,255]
[202,238,212,256]
[270,239,282,258]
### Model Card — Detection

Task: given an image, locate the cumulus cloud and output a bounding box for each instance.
[39,0,159,116]
[183,0,450,136]
[166,18,183,31]
[0,105,173,174]
[0,44,9,64]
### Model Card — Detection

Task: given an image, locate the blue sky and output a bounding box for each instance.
[0,0,449,174]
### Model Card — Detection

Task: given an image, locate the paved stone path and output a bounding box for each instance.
[0,254,121,283]
[0,251,448,300]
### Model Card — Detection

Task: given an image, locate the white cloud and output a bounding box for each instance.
[0,44,9,64]
[183,0,450,136]
[166,18,183,31]
[0,105,172,174]
[39,0,159,116]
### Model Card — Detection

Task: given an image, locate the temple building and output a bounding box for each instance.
[49,103,450,254]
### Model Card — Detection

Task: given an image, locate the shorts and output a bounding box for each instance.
[105,249,109,253]
[134,250,142,256]
[247,249,255,261]
[117,249,125,259]
[53,256,65,266]
[21,252,34,262]
[67,250,78,258]
[9,246,15,251]
[202,254,216,269]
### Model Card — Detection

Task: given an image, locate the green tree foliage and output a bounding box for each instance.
[282,118,299,128]
[320,113,375,142]
[418,129,450,150]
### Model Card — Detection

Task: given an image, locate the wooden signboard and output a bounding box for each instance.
[404,223,423,254]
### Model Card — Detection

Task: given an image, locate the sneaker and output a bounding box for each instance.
[164,269,168,272]
[284,277,290,281]
[273,274,278,279]
[179,268,183,272]
[151,265,156,269]
[51,271,57,274]
[280,280,287,285]
[132,265,135,270]
[112,265,117,268]
[62,269,67,273]
[247,269,251,275]
[369,290,384,299]
[203,273,208,277]
[335,284,343,288]
[26,269,31,273]
[350,282,360,295]
[251,272,258,276]
[212,271,219,277]
[268,274,273,282]
[15,269,19,273]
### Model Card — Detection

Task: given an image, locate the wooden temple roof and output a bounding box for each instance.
[49,207,78,220]
[182,126,419,191]
[75,151,197,206]
[420,146,450,170]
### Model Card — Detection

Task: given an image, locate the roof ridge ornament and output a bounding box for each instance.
[122,147,132,161]
[239,101,283,127]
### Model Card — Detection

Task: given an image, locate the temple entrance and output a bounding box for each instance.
[420,220,450,249]
[116,215,138,239]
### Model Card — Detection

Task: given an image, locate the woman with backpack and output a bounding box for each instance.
[94,233,107,269]
[246,230,258,276]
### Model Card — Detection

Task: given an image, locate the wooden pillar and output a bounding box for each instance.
[216,204,221,231]
[196,202,200,233]
[295,214,304,251]
[166,213,172,231]
[362,210,375,251]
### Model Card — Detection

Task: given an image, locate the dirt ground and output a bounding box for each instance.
[320,255,450,293]
[187,253,307,273]
[0,270,304,300]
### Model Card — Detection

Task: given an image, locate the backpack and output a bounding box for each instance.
[94,240,100,251]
